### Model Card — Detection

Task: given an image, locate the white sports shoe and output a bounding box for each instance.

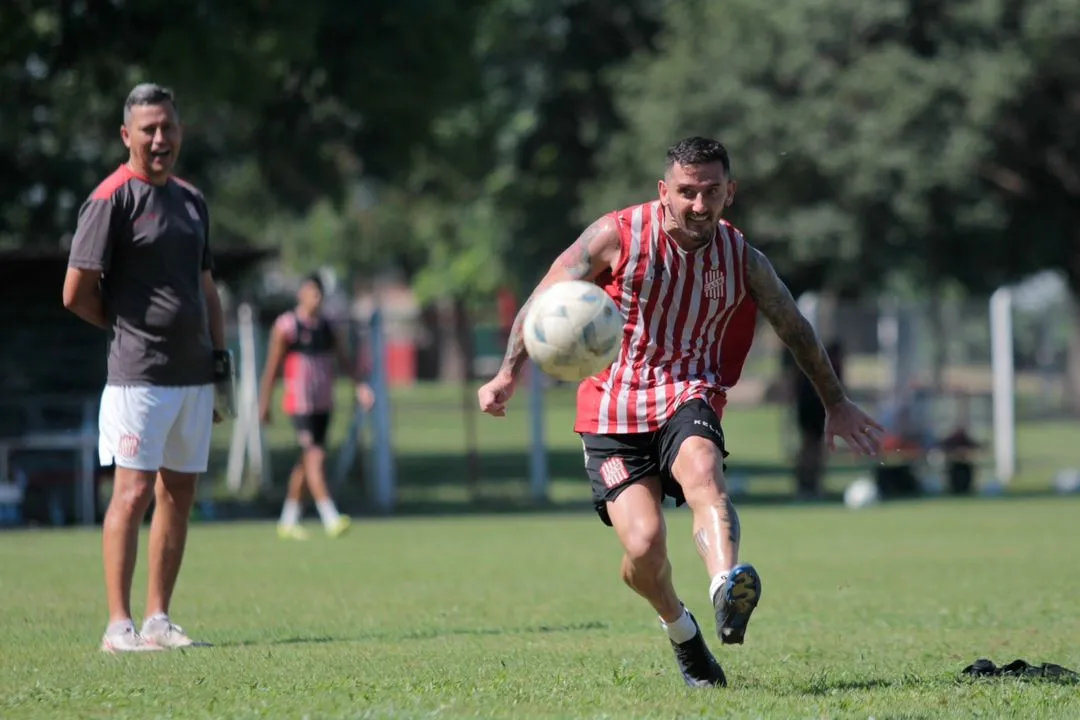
[100,624,164,653]
[141,615,209,649]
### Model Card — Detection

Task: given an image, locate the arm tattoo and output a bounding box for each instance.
[499,296,535,379]
[555,230,595,277]
[746,248,846,407]
[498,220,612,379]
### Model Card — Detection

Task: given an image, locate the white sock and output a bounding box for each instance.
[142,612,168,629]
[660,606,698,644]
[316,499,340,527]
[709,572,729,604]
[107,618,135,636]
[280,499,302,526]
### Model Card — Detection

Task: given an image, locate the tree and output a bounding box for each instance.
[0,0,487,251]
[376,0,667,305]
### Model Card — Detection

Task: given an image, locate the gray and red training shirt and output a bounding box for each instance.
[67,164,216,387]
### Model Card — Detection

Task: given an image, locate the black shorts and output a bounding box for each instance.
[580,399,728,527]
[290,412,331,448]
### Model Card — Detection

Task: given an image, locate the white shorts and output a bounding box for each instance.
[98,384,215,473]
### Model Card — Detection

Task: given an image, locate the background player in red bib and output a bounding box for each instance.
[64,83,227,652]
[259,273,375,540]
[478,137,884,687]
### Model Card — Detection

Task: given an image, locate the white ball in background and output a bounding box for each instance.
[844,477,880,510]
[1053,468,1080,495]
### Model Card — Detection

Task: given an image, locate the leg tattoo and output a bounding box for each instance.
[726,496,741,546]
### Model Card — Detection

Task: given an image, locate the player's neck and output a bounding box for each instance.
[665,221,716,252]
[126,160,170,187]
[296,306,319,321]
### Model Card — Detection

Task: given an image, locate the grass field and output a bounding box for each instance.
[2,496,1079,718]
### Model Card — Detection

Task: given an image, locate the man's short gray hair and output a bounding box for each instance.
[123,83,177,124]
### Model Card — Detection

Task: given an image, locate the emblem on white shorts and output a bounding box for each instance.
[118,434,141,458]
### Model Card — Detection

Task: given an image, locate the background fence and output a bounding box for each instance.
[1,276,1078,527]
[215,278,1080,516]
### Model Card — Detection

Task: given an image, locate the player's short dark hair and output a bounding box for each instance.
[123,83,177,124]
[303,272,325,294]
[666,136,731,177]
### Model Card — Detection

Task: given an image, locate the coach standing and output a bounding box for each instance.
[63,83,227,652]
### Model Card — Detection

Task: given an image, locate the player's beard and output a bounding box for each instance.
[679,210,717,247]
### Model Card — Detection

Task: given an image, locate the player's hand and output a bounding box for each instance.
[356,382,376,411]
[258,399,271,425]
[213,409,224,425]
[824,399,884,456]
[477,373,516,417]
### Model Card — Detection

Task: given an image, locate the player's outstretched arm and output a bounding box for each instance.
[477,215,620,417]
[744,246,845,407]
[498,215,621,384]
[745,245,883,455]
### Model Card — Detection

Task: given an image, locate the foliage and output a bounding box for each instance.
[585,0,1080,299]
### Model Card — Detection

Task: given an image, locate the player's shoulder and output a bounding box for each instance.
[609,199,660,223]
[718,218,748,243]
[170,175,205,202]
[273,309,297,328]
[88,165,138,203]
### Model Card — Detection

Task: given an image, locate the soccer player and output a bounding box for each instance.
[258,273,375,539]
[63,83,227,652]
[477,137,883,687]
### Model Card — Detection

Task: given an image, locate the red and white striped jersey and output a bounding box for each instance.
[275,311,337,416]
[574,201,759,435]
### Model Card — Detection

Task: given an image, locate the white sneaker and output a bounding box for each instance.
[141,615,210,649]
[100,624,164,653]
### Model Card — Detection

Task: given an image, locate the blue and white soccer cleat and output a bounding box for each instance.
[713,563,762,645]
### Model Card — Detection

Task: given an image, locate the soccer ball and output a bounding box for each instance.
[523,280,624,382]
[843,477,880,510]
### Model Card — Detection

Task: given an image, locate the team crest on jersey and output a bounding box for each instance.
[704,269,725,299]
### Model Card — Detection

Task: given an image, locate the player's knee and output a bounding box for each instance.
[621,517,666,566]
[108,472,155,516]
[675,436,727,499]
[157,471,197,507]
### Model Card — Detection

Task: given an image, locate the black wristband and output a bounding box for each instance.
[212,349,232,381]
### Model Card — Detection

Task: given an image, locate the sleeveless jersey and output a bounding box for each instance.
[574,201,759,434]
[274,310,337,415]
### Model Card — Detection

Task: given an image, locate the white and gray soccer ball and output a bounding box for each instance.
[523,280,624,382]
[843,476,880,510]
[1054,468,1080,495]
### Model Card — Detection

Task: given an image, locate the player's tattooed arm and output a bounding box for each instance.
[497,215,622,381]
[745,246,846,408]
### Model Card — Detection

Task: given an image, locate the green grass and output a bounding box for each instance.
[2,497,1079,718]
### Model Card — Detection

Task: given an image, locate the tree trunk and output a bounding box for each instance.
[435,297,467,382]
[927,281,947,394]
